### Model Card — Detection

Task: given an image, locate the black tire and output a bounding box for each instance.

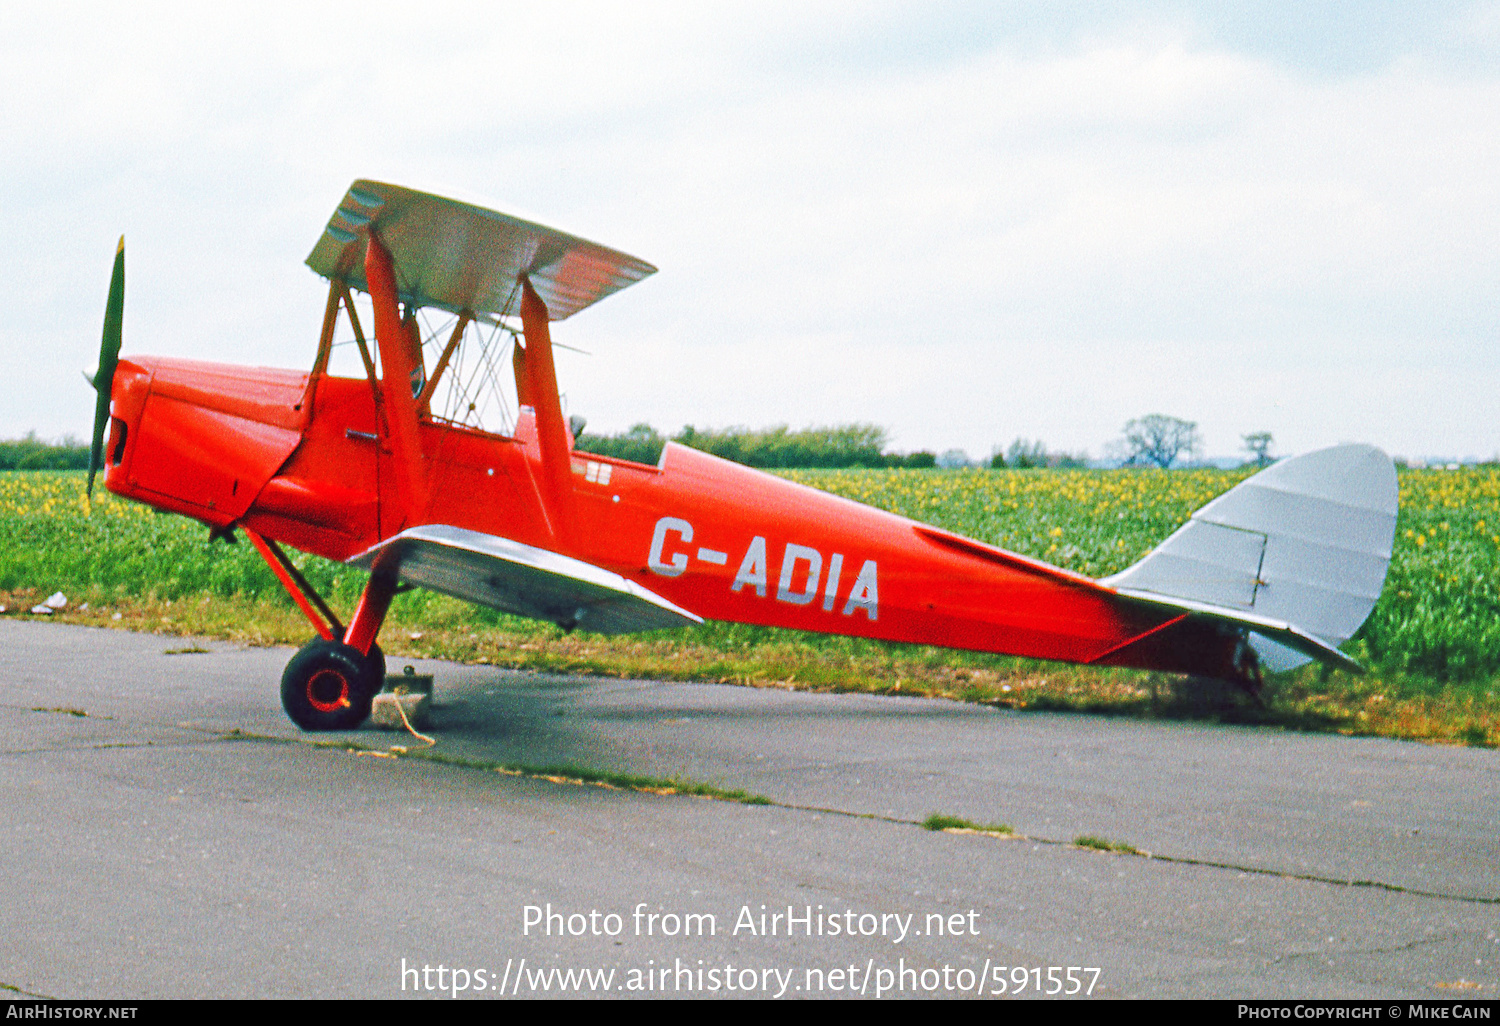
[281,638,377,731]
[293,636,386,696]
[364,642,387,693]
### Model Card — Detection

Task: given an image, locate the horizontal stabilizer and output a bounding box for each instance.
[306,180,656,321]
[1111,588,1366,675]
[1102,444,1398,672]
[347,525,701,634]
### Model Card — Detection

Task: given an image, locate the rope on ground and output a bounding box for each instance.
[388,685,435,752]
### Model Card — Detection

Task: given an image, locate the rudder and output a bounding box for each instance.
[1102,445,1398,672]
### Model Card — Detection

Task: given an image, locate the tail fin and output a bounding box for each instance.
[1102,445,1398,672]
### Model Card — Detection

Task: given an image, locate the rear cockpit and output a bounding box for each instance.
[313,287,531,441]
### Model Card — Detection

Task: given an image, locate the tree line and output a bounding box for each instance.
[0,416,1276,473]
[580,417,1278,470]
[0,433,90,470]
[575,423,938,469]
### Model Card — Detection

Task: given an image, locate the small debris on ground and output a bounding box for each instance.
[30,592,68,614]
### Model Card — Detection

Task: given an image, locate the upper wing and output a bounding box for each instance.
[306,180,657,321]
[346,524,700,634]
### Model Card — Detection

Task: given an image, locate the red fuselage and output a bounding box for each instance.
[102,354,1239,678]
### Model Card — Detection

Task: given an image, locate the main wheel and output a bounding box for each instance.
[281,638,378,731]
[364,642,387,692]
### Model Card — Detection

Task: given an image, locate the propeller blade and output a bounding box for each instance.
[87,236,124,498]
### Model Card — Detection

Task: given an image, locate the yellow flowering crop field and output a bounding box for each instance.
[1,467,1497,728]
[0,472,360,603]
[783,465,1500,682]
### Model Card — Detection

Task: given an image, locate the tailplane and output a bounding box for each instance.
[1102,445,1398,673]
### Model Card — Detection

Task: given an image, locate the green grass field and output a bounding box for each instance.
[1,467,1496,746]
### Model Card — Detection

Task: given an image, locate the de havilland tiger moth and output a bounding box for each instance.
[83,180,1398,730]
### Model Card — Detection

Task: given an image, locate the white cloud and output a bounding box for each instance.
[2,3,1497,463]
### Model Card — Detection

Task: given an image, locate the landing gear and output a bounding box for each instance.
[364,642,387,692]
[245,527,401,730]
[280,638,385,731]
[1230,634,1265,703]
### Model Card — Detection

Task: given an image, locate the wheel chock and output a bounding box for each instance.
[370,665,434,731]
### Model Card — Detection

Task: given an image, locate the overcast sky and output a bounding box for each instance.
[3,1,1497,462]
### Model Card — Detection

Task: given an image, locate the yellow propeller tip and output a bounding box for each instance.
[116,236,125,253]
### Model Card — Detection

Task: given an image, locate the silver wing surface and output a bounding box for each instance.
[306,179,656,321]
[346,525,700,634]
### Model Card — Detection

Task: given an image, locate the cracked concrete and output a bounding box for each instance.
[1,620,1496,999]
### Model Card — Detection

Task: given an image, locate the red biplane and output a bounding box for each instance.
[87,181,1398,730]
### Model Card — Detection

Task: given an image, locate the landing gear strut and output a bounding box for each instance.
[246,527,399,731]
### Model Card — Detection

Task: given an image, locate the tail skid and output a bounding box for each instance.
[1101,445,1398,674]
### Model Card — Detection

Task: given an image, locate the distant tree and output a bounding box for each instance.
[991,439,1090,469]
[1242,431,1274,468]
[577,422,899,469]
[1006,438,1048,469]
[1118,414,1201,469]
[577,421,956,470]
[0,432,91,470]
[936,448,973,469]
[675,423,890,468]
[575,422,666,464]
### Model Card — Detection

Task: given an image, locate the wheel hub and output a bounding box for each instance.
[306,668,350,712]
